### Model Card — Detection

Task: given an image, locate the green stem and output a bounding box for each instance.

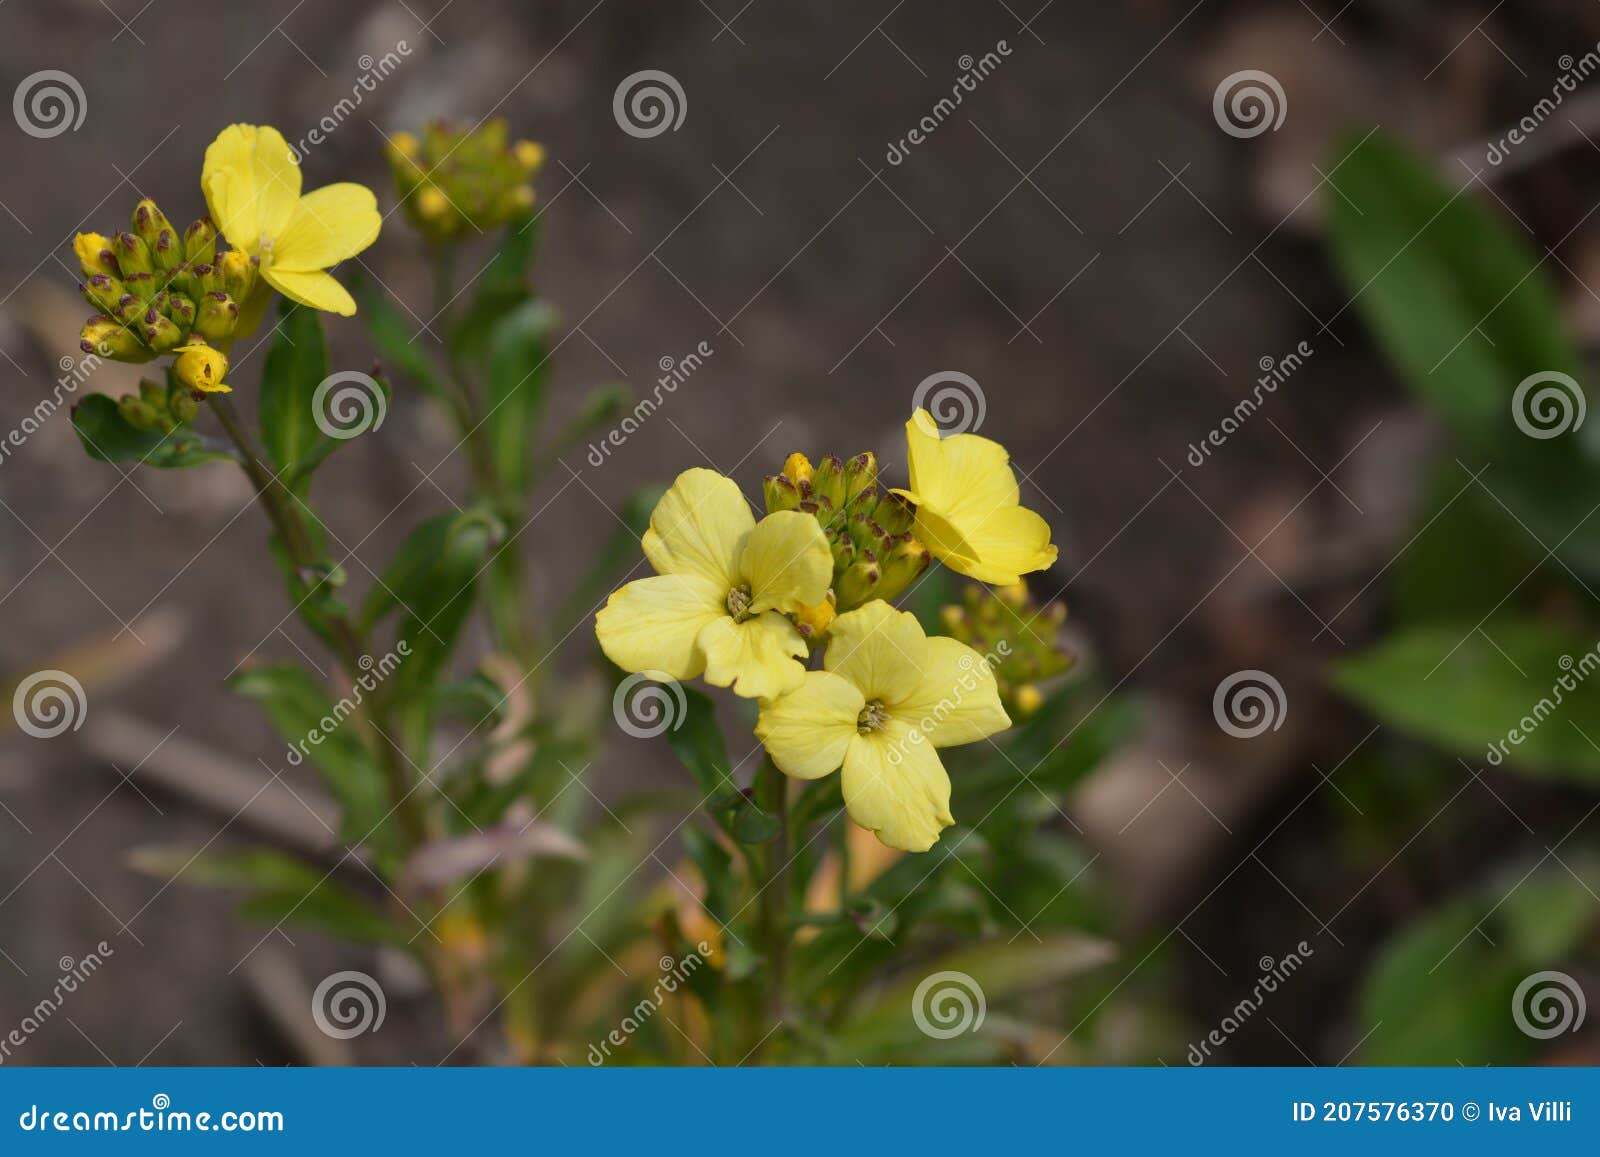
[758,759,790,1041]
[209,394,430,848]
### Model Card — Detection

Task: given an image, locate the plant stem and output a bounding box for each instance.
[208,394,430,847]
[758,759,790,1041]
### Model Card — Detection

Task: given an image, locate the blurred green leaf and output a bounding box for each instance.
[1330,619,1600,782]
[486,298,559,495]
[682,826,736,926]
[72,394,231,468]
[387,512,498,704]
[557,486,659,637]
[1393,465,1539,625]
[259,299,332,491]
[351,273,449,401]
[450,217,540,365]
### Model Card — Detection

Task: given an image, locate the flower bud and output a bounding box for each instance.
[168,386,199,425]
[142,311,184,354]
[514,140,545,173]
[193,291,239,343]
[811,454,846,509]
[1013,684,1044,719]
[794,593,837,642]
[118,395,162,431]
[114,231,153,276]
[763,473,800,513]
[184,217,217,265]
[781,452,813,487]
[81,273,123,314]
[80,316,147,361]
[835,554,880,610]
[74,232,118,278]
[166,292,196,329]
[122,271,158,302]
[876,536,930,602]
[872,491,916,536]
[842,451,878,504]
[219,250,257,301]
[172,342,231,393]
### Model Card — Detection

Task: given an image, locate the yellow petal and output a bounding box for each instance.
[262,266,358,316]
[842,724,953,852]
[596,573,724,680]
[641,468,753,588]
[273,183,382,272]
[202,124,301,252]
[697,612,807,700]
[915,504,1057,585]
[755,671,864,780]
[824,600,925,706]
[902,409,1018,521]
[740,511,832,614]
[894,637,1011,747]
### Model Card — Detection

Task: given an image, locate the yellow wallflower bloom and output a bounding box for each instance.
[596,468,833,700]
[172,343,231,394]
[755,600,1010,852]
[201,124,381,318]
[892,408,1057,585]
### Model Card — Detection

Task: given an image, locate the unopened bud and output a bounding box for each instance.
[193,292,239,343]
[514,140,545,172]
[143,311,183,353]
[114,231,153,276]
[166,292,196,329]
[782,452,813,487]
[172,342,231,393]
[80,316,147,361]
[763,474,800,513]
[168,387,199,425]
[80,274,123,314]
[73,232,118,278]
[219,250,256,301]
[184,217,217,265]
[117,395,162,431]
[842,451,878,503]
[835,554,880,610]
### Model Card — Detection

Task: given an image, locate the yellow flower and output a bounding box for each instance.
[172,343,231,394]
[755,600,1010,851]
[596,468,833,700]
[201,124,381,318]
[892,409,1057,585]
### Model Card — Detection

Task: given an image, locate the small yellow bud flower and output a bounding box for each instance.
[389,130,419,159]
[172,342,232,394]
[794,592,837,641]
[1013,684,1044,718]
[416,185,450,221]
[514,140,545,172]
[783,452,814,486]
[996,583,1028,606]
[74,232,116,277]
[510,184,536,213]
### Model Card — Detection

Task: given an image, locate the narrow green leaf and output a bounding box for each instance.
[486,298,559,494]
[259,299,331,490]
[71,394,232,468]
[449,217,540,365]
[388,511,497,703]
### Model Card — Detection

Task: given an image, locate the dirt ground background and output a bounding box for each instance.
[2,0,1598,1064]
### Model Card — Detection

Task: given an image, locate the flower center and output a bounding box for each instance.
[857,700,890,734]
[725,584,754,622]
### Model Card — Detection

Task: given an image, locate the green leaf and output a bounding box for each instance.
[663,685,738,802]
[449,217,540,365]
[359,512,457,632]
[71,394,232,468]
[1393,465,1540,625]
[1329,619,1600,782]
[485,298,559,495]
[1325,131,1600,575]
[388,511,498,704]
[681,826,736,926]
[352,273,449,401]
[128,844,399,945]
[1358,857,1600,1063]
[259,299,331,490]
[228,663,393,849]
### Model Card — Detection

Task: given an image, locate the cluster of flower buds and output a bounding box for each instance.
[764,451,932,627]
[114,374,201,433]
[385,119,544,241]
[75,199,254,362]
[940,582,1072,718]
